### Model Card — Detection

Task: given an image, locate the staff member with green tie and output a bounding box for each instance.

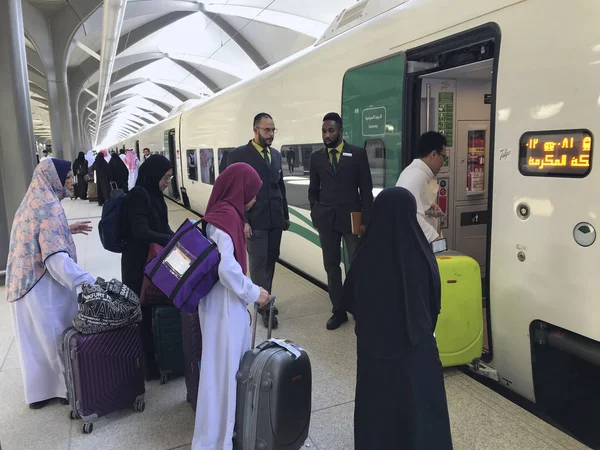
[308,112,374,330]
[227,113,290,329]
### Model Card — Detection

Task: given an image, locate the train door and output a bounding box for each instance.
[419,59,493,286]
[135,140,140,160]
[164,128,180,199]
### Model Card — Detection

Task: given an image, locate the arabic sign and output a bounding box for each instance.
[438,92,454,146]
[362,107,386,136]
[519,130,593,178]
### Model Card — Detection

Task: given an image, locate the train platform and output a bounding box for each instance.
[0,199,589,450]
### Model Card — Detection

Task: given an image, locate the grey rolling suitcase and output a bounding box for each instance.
[233,298,312,450]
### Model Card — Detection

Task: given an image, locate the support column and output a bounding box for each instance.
[0,0,36,281]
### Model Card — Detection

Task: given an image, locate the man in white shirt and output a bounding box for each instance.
[396,131,447,243]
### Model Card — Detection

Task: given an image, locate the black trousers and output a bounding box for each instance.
[318,229,359,315]
[247,227,283,294]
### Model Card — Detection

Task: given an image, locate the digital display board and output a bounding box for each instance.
[519,130,593,177]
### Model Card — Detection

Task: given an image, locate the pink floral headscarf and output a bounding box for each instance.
[5,159,77,302]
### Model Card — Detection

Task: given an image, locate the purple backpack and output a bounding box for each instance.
[144,219,220,312]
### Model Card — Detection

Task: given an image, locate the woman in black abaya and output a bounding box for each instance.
[342,187,452,450]
[92,153,112,206]
[72,152,88,199]
[109,151,129,193]
[121,155,174,379]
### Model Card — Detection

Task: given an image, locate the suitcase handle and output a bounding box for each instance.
[251,296,275,349]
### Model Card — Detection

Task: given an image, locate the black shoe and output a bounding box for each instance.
[261,309,279,329]
[326,313,348,331]
[259,305,279,315]
[29,400,49,410]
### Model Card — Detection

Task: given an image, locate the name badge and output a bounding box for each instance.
[342,152,352,157]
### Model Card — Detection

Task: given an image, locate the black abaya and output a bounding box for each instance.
[342,187,452,450]
[92,155,112,206]
[121,155,173,379]
[72,152,88,199]
[109,153,129,192]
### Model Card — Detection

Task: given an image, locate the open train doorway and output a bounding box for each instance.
[405,29,499,363]
[165,128,180,200]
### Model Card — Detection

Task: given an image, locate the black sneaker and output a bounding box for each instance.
[29,399,49,410]
[326,313,348,331]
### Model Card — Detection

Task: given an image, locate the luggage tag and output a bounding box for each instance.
[164,243,193,278]
[267,338,303,360]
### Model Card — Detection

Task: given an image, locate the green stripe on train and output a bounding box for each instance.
[288,207,321,247]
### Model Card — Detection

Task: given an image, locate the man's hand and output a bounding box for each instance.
[70,221,93,235]
[257,288,270,308]
[244,223,252,239]
[431,203,442,213]
[283,220,290,231]
[358,225,366,237]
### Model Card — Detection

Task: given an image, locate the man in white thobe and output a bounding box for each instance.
[396,131,447,243]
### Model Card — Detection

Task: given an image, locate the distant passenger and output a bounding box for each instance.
[308,112,373,330]
[124,149,140,190]
[109,151,129,193]
[6,159,94,409]
[396,131,446,243]
[91,153,112,206]
[142,147,151,162]
[226,113,290,329]
[119,148,126,161]
[72,152,89,200]
[192,162,269,450]
[121,155,174,380]
[342,187,453,450]
[39,150,49,162]
[287,149,295,174]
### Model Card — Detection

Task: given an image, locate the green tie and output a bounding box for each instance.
[262,148,270,168]
[330,149,338,175]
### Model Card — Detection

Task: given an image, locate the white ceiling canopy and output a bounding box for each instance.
[65,0,359,147]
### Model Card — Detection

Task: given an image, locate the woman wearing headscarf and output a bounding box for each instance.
[72,151,89,200]
[6,159,95,409]
[121,154,174,379]
[92,153,112,206]
[192,163,269,450]
[124,149,140,190]
[342,187,452,450]
[109,151,129,193]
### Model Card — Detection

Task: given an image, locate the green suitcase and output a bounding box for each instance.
[435,252,483,367]
[152,305,185,384]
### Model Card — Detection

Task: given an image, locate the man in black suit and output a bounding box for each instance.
[308,112,374,330]
[227,113,290,328]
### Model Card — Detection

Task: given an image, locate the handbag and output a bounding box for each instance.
[140,243,172,306]
[73,278,142,335]
[144,219,220,312]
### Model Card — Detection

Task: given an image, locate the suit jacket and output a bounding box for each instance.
[227,141,289,231]
[308,142,373,233]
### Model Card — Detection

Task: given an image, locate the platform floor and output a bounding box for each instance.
[0,199,589,450]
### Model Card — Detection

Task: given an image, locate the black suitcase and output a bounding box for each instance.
[152,304,184,384]
[181,310,202,410]
[233,299,312,450]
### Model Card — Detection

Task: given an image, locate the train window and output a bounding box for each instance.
[364,139,386,190]
[519,130,593,178]
[281,143,322,210]
[199,148,215,185]
[217,148,235,175]
[186,149,198,181]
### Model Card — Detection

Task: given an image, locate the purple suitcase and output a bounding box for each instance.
[181,310,202,411]
[62,324,146,434]
[144,219,220,313]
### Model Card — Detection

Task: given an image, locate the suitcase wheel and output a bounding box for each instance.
[159,374,168,385]
[82,422,93,434]
[471,358,481,371]
[134,399,146,412]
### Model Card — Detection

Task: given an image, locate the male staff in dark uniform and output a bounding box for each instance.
[308,112,374,330]
[227,113,290,328]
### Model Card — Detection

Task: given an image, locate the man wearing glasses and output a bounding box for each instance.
[396,131,447,243]
[227,112,289,329]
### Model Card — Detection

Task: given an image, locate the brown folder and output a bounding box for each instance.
[351,211,362,235]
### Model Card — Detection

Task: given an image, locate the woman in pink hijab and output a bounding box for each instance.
[192,162,270,450]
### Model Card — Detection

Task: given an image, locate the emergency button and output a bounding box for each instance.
[440,188,446,196]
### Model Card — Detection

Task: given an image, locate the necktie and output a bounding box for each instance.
[262,148,270,168]
[330,149,338,175]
